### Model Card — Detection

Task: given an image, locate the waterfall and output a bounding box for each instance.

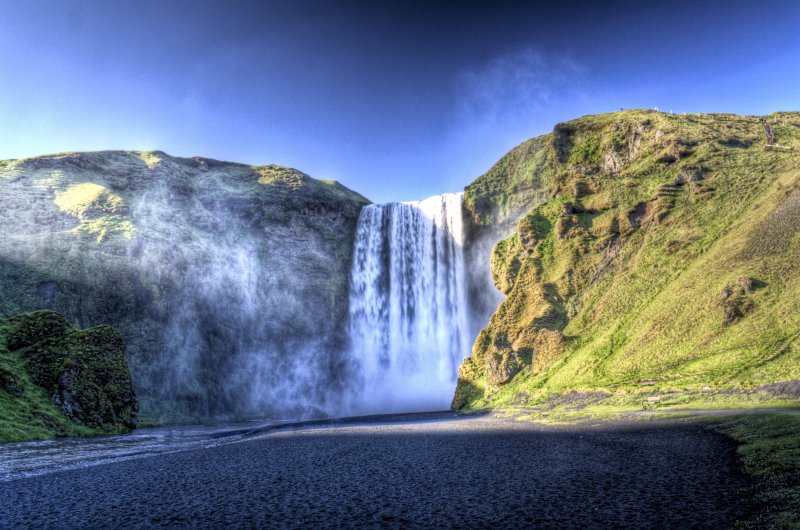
[348,192,469,414]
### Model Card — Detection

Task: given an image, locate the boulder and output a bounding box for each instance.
[5,310,138,432]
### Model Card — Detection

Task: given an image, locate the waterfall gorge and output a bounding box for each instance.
[347,193,470,414]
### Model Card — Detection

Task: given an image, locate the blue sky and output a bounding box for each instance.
[1,1,799,203]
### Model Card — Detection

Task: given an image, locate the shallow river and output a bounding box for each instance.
[0,421,267,482]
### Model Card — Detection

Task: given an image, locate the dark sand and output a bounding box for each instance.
[0,414,751,528]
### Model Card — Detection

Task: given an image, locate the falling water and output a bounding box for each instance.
[348,192,469,414]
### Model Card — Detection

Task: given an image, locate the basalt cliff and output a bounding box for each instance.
[0,151,368,424]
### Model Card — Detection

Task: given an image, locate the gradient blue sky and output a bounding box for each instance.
[1,1,799,202]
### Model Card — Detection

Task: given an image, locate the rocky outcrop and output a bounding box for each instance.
[0,151,369,421]
[1,310,137,435]
[719,277,761,326]
[462,136,553,345]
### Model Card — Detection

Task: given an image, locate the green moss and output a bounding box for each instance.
[490,236,521,294]
[464,135,552,228]
[6,310,69,350]
[0,310,138,443]
[568,134,601,164]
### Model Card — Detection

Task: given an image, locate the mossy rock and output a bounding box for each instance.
[0,367,24,397]
[486,346,523,385]
[6,310,69,350]
[1,310,138,436]
[53,325,137,430]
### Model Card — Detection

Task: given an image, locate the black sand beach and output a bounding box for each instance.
[0,414,750,528]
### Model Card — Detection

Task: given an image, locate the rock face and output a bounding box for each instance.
[0,151,369,421]
[2,310,137,434]
[462,135,553,347]
[454,110,800,410]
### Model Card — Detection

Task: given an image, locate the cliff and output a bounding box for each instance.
[454,110,800,412]
[462,134,553,339]
[0,151,369,421]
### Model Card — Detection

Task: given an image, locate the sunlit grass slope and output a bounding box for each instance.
[455,110,800,412]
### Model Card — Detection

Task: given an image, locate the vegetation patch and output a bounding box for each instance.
[707,413,800,529]
[54,182,126,218]
[0,310,137,443]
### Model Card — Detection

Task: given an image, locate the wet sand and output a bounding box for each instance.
[0,414,751,528]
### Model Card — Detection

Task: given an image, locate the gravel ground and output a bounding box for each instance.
[0,414,751,528]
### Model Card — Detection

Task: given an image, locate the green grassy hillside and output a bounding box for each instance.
[454,110,800,414]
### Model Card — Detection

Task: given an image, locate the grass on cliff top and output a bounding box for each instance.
[254,164,370,204]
